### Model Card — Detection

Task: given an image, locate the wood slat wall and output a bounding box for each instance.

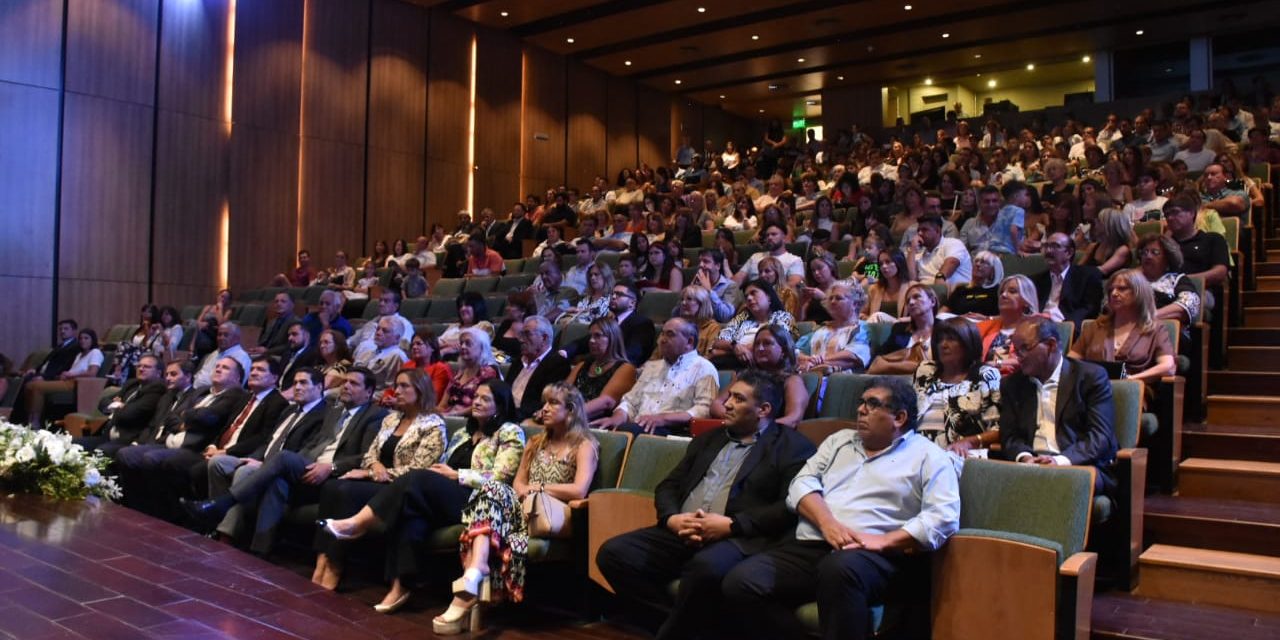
[0,0,753,360]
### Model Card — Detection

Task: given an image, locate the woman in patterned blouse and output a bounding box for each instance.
[312,368,449,591]
[709,279,796,369]
[912,317,1001,456]
[318,379,526,614]
[438,328,502,416]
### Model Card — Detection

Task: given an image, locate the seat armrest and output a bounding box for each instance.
[1059,551,1098,640]
[587,489,659,592]
[74,377,109,415]
[568,498,589,510]
[1115,447,1147,590]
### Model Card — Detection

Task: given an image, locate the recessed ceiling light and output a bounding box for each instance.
[566,37,575,43]
[1026,63,1035,71]
[837,75,845,81]
[759,109,765,113]
[768,84,779,90]
[751,35,760,41]
[797,57,806,63]
[1082,55,1091,63]
[975,73,981,77]
[806,100,817,105]
[674,79,682,85]
[719,95,725,99]
[697,6,706,12]
[974,53,982,58]
[500,11,509,17]
[1135,29,1144,35]
[624,60,632,66]
[942,33,950,38]
[924,78,933,85]
[904,4,913,9]
[987,79,997,88]
[1165,67,1173,73]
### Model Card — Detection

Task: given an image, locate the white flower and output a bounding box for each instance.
[15,445,36,464]
[44,438,66,465]
[83,467,101,487]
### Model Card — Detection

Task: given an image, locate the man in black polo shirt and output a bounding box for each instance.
[1163,193,1228,309]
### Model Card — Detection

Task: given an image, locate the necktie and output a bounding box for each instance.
[265,409,302,458]
[1049,272,1063,307]
[218,396,258,448]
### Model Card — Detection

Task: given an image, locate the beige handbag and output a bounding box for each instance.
[521,489,572,538]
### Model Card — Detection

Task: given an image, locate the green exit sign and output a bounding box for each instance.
[792,118,806,129]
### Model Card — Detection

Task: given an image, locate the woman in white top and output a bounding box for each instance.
[798,281,871,374]
[23,328,104,428]
[156,306,185,363]
[721,140,741,174]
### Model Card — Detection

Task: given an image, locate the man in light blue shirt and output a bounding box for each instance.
[722,376,960,640]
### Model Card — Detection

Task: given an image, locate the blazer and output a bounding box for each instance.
[1034,266,1104,332]
[505,352,572,420]
[298,402,388,473]
[259,313,299,356]
[139,386,199,444]
[36,339,80,379]
[178,387,250,451]
[100,379,166,444]
[361,412,449,479]
[998,357,1118,492]
[494,218,535,260]
[564,312,657,366]
[250,401,328,460]
[654,422,817,554]
[279,346,323,390]
[223,389,291,458]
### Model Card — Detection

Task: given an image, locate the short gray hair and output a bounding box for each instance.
[523,315,554,344]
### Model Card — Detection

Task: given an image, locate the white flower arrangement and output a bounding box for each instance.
[0,420,121,501]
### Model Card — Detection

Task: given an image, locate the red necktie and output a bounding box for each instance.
[218,396,258,448]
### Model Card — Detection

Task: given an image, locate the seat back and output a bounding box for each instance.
[236,305,267,329]
[863,322,896,355]
[1000,253,1048,278]
[959,459,1095,561]
[1055,321,1074,355]
[443,415,467,436]
[590,429,632,491]
[464,277,499,294]
[1110,379,1143,450]
[637,290,681,324]
[503,259,524,275]
[497,274,535,291]
[399,298,430,320]
[557,321,590,348]
[103,324,136,345]
[797,418,853,447]
[1134,220,1162,238]
[1220,214,1242,251]
[816,373,878,419]
[617,435,689,492]
[431,278,464,299]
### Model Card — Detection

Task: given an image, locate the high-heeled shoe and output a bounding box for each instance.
[431,597,485,635]
[316,519,362,541]
[450,567,492,600]
[373,589,412,614]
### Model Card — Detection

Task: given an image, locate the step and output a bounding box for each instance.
[1228,328,1280,347]
[1184,421,1280,435]
[1205,395,1280,427]
[1225,346,1280,371]
[1145,495,1280,557]
[1267,237,1280,250]
[1257,276,1280,292]
[1184,429,1280,461]
[1178,458,1280,504]
[1092,591,1280,640]
[1207,371,1280,396]
[1258,262,1280,277]
[1136,544,1280,614]
[1243,307,1280,327]
[1244,291,1280,307]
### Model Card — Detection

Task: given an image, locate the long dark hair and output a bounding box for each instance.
[470,379,518,437]
[744,278,786,315]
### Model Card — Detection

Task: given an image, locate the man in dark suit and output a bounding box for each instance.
[278,321,322,390]
[1033,232,1103,333]
[597,371,816,640]
[251,291,299,357]
[74,354,166,457]
[492,202,535,260]
[1000,315,1118,493]
[183,367,386,554]
[506,316,571,420]
[11,319,80,424]
[188,356,290,497]
[562,282,656,366]
[127,360,198,449]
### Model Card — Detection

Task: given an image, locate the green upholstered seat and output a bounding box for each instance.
[498,274,536,291]
[816,373,878,419]
[425,302,459,323]
[999,253,1048,278]
[503,259,524,276]
[958,458,1094,563]
[616,435,688,492]
[236,305,267,328]
[302,286,327,306]
[431,278,464,300]
[557,321,590,349]
[398,298,430,320]
[361,299,381,320]
[1110,380,1142,451]
[181,305,203,321]
[637,291,681,324]
[863,322,895,356]
[103,324,137,345]
[522,259,542,274]
[464,277,499,294]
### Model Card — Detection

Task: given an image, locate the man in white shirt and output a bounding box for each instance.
[194,322,252,389]
[563,239,595,295]
[592,318,719,437]
[351,291,414,361]
[734,223,805,287]
[909,216,972,288]
[960,186,1002,253]
[1147,121,1180,163]
[354,317,408,391]
[985,146,1025,187]
[412,235,437,268]
[1122,168,1168,223]
[1174,129,1216,172]
[753,176,785,211]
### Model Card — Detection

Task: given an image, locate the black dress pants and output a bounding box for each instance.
[366,469,472,582]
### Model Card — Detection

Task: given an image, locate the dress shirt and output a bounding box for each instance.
[315,405,359,465]
[511,347,552,407]
[564,265,590,295]
[681,423,766,514]
[194,345,251,389]
[708,275,739,322]
[355,345,408,390]
[351,313,414,357]
[166,388,225,449]
[786,429,960,551]
[1046,266,1069,311]
[1018,357,1071,466]
[265,398,324,458]
[616,351,719,421]
[914,237,972,287]
[219,388,274,448]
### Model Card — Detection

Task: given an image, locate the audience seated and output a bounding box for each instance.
[1034,232,1104,331]
[674,285,722,357]
[1163,194,1230,305]
[74,354,166,456]
[593,318,718,436]
[913,317,1002,455]
[710,279,796,369]
[507,316,571,421]
[557,262,613,327]
[944,250,1003,317]
[437,293,495,359]
[868,282,939,375]
[278,322,322,390]
[189,356,290,494]
[438,328,502,416]
[976,275,1041,374]
[350,291,415,358]
[252,292,300,357]
[1069,269,1177,400]
[302,290,354,342]
[563,282,655,366]
[711,325,809,428]
[399,330,453,404]
[353,317,408,392]
[316,329,354,394]
[22,328,103,428]
[566,317,638,420]
[1136,234,1201,336]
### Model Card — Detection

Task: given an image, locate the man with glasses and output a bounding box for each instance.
[563,282,655,366]
[1000,316,1117,492]
[1033,232,1103,332]
[722,375,959,640]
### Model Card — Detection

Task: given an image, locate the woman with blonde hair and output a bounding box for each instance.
[798,281,871,374]
[976,275,1040,375]
[432,382,598,634]
[675,285,721,356]
[756,255,800,317]
[437,328,502,416]
[1079,208,1135,276]
[1069,269,1176,399]
[867,283,938,375]
[567,317,638,419]
[944,250,1005,318]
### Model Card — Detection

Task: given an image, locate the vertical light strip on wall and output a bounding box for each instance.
[518,50,527,200]
[296,0,310,252]
[219,0,237,290]
[466,35,477,216]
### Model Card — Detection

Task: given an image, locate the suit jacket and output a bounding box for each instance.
[494,218,534,260]
[251,401,328,460]
[999,357,1118,492]
[298,402,389,472]
[37,339,79,379]
[654,422,817,553]
[505,352,572,419]
[139,386,199,444]
[564,312,657,366]
[222,389,291,458]
[100,379,166,444]
[1034,266,1103,332]
[279,346,322,390]
[178,387,250,451]
[260,313,299,356]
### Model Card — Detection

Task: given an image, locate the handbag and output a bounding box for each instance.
[521,488,573,538]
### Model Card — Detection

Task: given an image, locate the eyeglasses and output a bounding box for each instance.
[859,396,895,413]
[1011,340,1041,357]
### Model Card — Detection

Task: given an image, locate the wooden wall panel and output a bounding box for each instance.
[0,82,60,279]
[703,106,728,151]
[302,0,368,145]
[367,148,425,249]
[152,284,218,311]
[231,0,303,132]
[299,138,365,262]
[228,129,298,292]
[368,0,427,155]
[158,0,231,120]
[474,29,521,213]
[152,111,226,291]
[425,11,472,227]
[0,0,64,89]
[606,76,636,181]
[0,276,54,362]
[58,93,153,283]
[566,61,606,192]
[673,98,702,160]
[636,86,669,169]
[520,46,565,199]
[65,0,158,105]
[57,280,148,338]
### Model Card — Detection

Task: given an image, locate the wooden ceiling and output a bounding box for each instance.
[433,0,1280,120]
